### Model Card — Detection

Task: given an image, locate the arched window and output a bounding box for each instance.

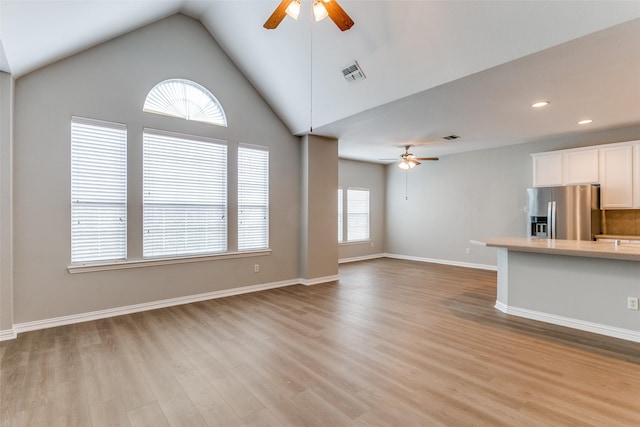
[143,79,227,127]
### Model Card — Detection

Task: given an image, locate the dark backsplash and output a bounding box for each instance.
[602,210,640,235]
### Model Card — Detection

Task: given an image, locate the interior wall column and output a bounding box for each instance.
[300,134,339,284]
[0,72,15,339]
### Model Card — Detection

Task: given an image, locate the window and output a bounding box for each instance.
[68,80,273,270]
[143,79,227,127]
[71,117,127,263]
[347,188,370,242]
[238,144,269,250]
[143,130,227,258]
[337,188,343,242]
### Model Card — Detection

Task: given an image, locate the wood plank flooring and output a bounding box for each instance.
[2,258,639,426]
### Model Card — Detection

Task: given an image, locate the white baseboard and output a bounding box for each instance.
[494,301,508,313]
[11,278,300,338]
[299,274,340,286]
[384,253,497,271]
[0,328,17,341]
[496,302,640,343]
[338,253,385,264]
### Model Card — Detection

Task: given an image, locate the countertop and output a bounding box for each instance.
[473,237,640,262]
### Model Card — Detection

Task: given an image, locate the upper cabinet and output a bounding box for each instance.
[531,140,639,209]
[599,145,633,209]
[532,152,564,186]
[563,148,599,185]
[531,147,599,187]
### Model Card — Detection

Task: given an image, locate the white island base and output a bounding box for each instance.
[478,238,640,343]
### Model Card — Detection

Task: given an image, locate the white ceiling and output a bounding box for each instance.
[2,1,640,163]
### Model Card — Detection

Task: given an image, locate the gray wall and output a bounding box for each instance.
[338,159,385,261]
[386,125,640,267]
[0,71,13,332]
[11,14,302,324]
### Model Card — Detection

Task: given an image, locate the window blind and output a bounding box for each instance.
[143,130,227,258]
[143,79,227,127]
[71,117,127,263]
[347,188,370,242]
[338,188,343,242]
[238,144,269,251]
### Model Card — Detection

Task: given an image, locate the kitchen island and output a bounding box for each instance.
[474,237,640,343]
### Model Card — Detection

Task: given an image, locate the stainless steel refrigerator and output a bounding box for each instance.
[526,184,601,240]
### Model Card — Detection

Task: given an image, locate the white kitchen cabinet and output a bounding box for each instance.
[532,152,563,187]
[563,148,599,185]
[599,144,634,209]
[635,143,640,208]
[532,140,639,207]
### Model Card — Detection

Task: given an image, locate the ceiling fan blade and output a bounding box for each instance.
[414,157,439,161]
[264,0,294,30]
[323,0,354,31]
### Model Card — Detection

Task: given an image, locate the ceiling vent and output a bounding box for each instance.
[443,135,461,141]
[341,61,366,85]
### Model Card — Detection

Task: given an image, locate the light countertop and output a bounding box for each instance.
[473,237,640,262]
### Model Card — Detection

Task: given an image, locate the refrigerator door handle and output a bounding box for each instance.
[551,201,557,239]
[547,202,552,239]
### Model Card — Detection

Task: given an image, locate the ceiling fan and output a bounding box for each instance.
[384,145,439,169]
[264,0,354,31]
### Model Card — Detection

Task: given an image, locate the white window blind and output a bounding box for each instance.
[337,188,343,242]
[347,188,370,242]
[143,79,227,127]
[143,130,227,258]
[71,117,127,263]
[238,144,269,251]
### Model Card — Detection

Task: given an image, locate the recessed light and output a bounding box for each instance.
[531,101,550,108]
[578,119,593,125]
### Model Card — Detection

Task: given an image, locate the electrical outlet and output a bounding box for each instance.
[254,264,259,273]
[627,297,639,310]
[370,242,374,248]
[465,247,471,254]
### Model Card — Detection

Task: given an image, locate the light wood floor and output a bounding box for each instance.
[2,258,639,426]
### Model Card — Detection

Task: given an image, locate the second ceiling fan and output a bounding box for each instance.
[395,145,439,170]
[263,0,354,31]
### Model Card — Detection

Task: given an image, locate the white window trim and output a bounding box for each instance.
[67,249,271,274]
[339,240,371,246]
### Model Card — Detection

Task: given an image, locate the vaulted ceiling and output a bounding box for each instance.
[2,1,639,163]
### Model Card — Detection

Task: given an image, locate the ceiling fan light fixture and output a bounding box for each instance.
[399,160,417,170]
[264,0,353,31]
[285,0,301,20]
[313,0,329,21]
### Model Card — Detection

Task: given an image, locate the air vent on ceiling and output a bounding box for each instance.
[443,135,461,141]
[341,61,366,85]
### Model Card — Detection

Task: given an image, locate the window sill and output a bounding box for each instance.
[339,240,371,246]
[67,249,272,274]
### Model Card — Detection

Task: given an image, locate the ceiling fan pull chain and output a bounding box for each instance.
[405,170,409,201]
